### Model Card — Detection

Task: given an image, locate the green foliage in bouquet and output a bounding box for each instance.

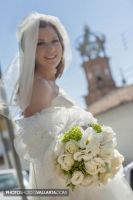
[105,162,111,173]
[64,160,90,191]
[64,160,90,177]
[66,182,76,191]
[91,123,102,133]
[61,126,83,143]
[55,159,86,191]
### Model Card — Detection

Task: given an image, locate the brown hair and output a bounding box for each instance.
[38,20,65,79]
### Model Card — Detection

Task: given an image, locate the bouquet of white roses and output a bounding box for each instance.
[54,123,124,190]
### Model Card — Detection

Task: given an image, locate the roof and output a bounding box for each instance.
[88,84,133,115]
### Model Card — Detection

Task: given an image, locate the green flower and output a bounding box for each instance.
[61,126,83,143]
[91,123,102,133]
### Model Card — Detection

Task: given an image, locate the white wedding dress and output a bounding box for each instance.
[14,88,133,200]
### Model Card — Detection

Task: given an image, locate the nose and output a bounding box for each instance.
[45,43,55,54]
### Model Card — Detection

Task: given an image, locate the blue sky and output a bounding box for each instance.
[1,0,133,108]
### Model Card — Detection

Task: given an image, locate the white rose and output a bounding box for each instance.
[85,160,98,175]
[71,171,84,185]
[100,134,112,145]
[99,172,111,184]
[102,126,115,136]
[100,126,115,143]
[89,145,100,157]
[100,136,117,149]
[100,139,115,159]
[99,146,114,159]
[93,157,106,173]
[111,150,124,174]
[82,175,98,187]
[103,141,115,148]
[65,140,79,154]
[57,154,74,171]
[85,158,105,175]
[73,150,93,162]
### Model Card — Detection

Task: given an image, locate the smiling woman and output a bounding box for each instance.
[3,12,133,200]
[24,22,64,116]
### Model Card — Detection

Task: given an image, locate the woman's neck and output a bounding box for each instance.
[34,71,56,81]
[34,72,58,89]
[35,72,55,82]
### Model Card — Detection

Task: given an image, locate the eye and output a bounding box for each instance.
[37,41,46,46]
[52,39,60,44]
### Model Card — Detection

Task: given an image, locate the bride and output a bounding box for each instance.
[5,12,133,199]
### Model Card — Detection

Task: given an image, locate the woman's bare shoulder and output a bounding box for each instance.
[23,79,53,117]
[34,78,52,95]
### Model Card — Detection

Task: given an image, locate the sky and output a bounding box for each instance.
[0,0,133,108]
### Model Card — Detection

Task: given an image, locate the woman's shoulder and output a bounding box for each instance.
[23,78,55,117]
[33,77,52,96]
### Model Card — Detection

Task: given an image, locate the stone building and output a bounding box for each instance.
[83,56,116,105]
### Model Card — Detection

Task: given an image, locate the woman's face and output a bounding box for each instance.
[35,26,63,80]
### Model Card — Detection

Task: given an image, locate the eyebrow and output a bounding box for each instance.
[38,37,59,41]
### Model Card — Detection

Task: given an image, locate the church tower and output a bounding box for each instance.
[77,26,116,106]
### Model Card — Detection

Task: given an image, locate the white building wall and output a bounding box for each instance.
[95,102,133,165]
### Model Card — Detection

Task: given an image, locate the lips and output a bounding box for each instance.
[44,55,57,60]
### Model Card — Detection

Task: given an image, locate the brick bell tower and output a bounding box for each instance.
[76,25,116,106]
